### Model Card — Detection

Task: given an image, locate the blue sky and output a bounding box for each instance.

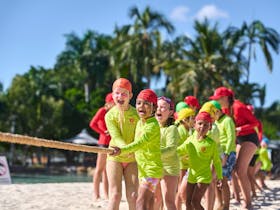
[0,0,279,107]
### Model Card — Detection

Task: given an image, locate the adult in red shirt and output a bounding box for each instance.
[210,87,259,209]
[89,93,115,201]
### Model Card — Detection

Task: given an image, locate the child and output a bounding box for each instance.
[110,89,163,210]
[211,100,236,210]
[89,92,114,201]
[198,101,221,210]
[105,78,139,210]
[174,107,195,210]
[177,111,223,210]
[155,96,180,210]
[210,87,260,209]
[174,101,189,120]
[256,137,272,189]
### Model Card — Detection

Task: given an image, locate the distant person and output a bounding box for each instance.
[210,86,260,209]
[110,89,163,210]
[105,78,139,210]
[89,92,114,201]
[256,136,272,189]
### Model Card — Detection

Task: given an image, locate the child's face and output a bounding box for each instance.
[112,87,132,110]
[217,96,228,108]
[155,99,173,125]
[194,119,211,137]
[136,99,154,120]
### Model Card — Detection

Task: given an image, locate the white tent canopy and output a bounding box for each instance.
[64,129,98,145]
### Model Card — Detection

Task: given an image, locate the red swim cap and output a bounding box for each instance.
[184,96,200,109]
[112,78,132,92]
[137,89,158,106]
[195,111,212,123]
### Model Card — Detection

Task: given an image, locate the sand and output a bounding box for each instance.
[0,180,280,210]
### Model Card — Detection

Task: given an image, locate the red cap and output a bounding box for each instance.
[195,111,212,123]
[184,96,200,109]
[137,89,158,106]
[105,93,114,103]
[209,87,233,100]
[112,78,132,92]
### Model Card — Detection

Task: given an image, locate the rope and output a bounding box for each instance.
[0,132,114,154]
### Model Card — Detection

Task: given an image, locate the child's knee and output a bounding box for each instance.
[126,191,137,203]
[110,192,122,202]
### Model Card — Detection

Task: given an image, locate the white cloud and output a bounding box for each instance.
[170,6,190,22]
[195,4,229,21]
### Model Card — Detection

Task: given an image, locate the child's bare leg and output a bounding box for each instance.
[235,142,257,209]
[93,153,107,200]
[186,182,195,210]
[137,185,155,210]
[222,177,231,210]
[205,180,215,210]
[215,179,223,209]
[153,183,163,210]
[124,162,138,210]
[160,175,178,210]
[231,172,240,203]
[176,170,188,210]
[192,183,209,210]
[106,160,123,210]
[102,167,109,199]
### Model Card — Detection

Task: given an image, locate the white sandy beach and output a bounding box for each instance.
[0,180,279,210]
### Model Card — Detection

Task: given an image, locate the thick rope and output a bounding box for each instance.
[0,132,113,154]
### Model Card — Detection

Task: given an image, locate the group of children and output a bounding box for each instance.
[89,78,272,210]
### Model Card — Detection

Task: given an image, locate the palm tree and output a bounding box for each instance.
[239,20,280,83]
[164,19,243,100]
[112,6,175,88]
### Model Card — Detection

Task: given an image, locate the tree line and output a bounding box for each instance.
[0,6,280,148]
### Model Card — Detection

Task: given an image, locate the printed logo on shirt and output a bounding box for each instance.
[200,146,207,153]
[129,118,135,124]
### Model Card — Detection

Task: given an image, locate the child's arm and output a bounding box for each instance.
[89,108,106,134]
[177,136,190,156]
[224,117,236,155]
[212,140,223,181]
[161,125,179,159]
[120,120,159,154]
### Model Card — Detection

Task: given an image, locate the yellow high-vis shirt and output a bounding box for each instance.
[160,125,180,176]
[177,134,222,183]
[105,106,139,163]
[121,117,163,179]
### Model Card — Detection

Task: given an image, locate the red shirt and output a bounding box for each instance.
[89,107,111,145]
[256,119,263,142]
[222,100,259,136]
